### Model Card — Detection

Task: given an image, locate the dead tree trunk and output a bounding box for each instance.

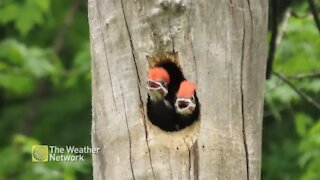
[89,0,268,179]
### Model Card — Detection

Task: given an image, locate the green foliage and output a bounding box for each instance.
[274,17,320,75]
[262,1,320,179]
[0,39,62,96]
[0,0,51,36]
[0,0,91,179]
[295,113,313,137]
[0,135,90,180]
[298,117,320,180]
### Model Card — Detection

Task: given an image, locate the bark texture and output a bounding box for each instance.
[89,0,268,179]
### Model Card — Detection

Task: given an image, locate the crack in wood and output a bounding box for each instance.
[168,3,175,51]
[182,138,192,180]
[92,113,107,180]
[229,0,235,18]
[246,0,254,57]
[240,2,249,178]
[146,133,156,179]
[241,34,250,180]
[247,0,253,28]
[193,141,199,180]
[120,85,136,180]
[140,104,156,179]
[187,145,192,180]
[244,0,254,179]
[120,2,156,178]
[120,0,141,84]
[120,0,146,149]
[190,36,197,84]
[168,149,173,179]
[187,0,198,85]
[94,0,117,107]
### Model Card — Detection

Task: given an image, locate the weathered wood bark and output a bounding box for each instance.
[89,0,268,179]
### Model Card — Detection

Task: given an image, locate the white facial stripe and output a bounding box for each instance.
[147,79,168,95]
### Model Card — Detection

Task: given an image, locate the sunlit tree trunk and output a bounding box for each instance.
[89,0,268,179]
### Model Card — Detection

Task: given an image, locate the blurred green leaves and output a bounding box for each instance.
[0,39,62,96]
[296,115,320,180]
[262,1,320,179]
[0,134,90,180]
[64,43,91,88]
[295,113,313,137]
[0,0,51,36]
[274,17,320,75]
[0,0,91,179]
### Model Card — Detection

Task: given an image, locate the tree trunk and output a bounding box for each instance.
[89,0,268,179]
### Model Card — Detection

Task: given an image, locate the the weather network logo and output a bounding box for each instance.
[32,145,49,162]
[31,145,100,162]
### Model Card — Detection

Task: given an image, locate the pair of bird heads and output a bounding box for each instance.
[147,67,197,116]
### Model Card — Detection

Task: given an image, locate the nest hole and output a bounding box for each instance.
[146,53,201,149]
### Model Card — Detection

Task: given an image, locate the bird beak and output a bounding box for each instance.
[175,97,196,115]
[147,79,168,96]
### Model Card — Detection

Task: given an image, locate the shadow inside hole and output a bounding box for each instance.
[147,61,200,132]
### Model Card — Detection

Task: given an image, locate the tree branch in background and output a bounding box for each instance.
[264,71,320,118]
[272,71,320,111]
[263,106,287,118]
[266,0,278,79]
[291,11,308,19]
[19,0,81,134]
[20,78,47,134]
[266,1,291,79]
[53,0,81,54]
[287,72,320,79]
[308,0,320,33]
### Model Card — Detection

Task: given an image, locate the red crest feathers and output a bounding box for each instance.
[177,80,195,98]
[148,67,170,83]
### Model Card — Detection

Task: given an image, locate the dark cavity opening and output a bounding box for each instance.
[147,61,200,132]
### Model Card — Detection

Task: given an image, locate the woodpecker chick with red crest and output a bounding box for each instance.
[147,67,170,101]
[175,80,200,129]
[147,67,178,131]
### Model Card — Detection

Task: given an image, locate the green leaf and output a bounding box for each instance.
[15,4,44,36]
[295,113,313,137]
[0,0,50,36]
[309,121,320,135]
[0,61,8,70]
[0,39,26,65]
[274,17,320,75]
[0,4,19,24]
[25,48,53,78]
[34,0,50,12]
[0,73,35,95]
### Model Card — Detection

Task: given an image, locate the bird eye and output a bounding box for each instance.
[160,81,167,87]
